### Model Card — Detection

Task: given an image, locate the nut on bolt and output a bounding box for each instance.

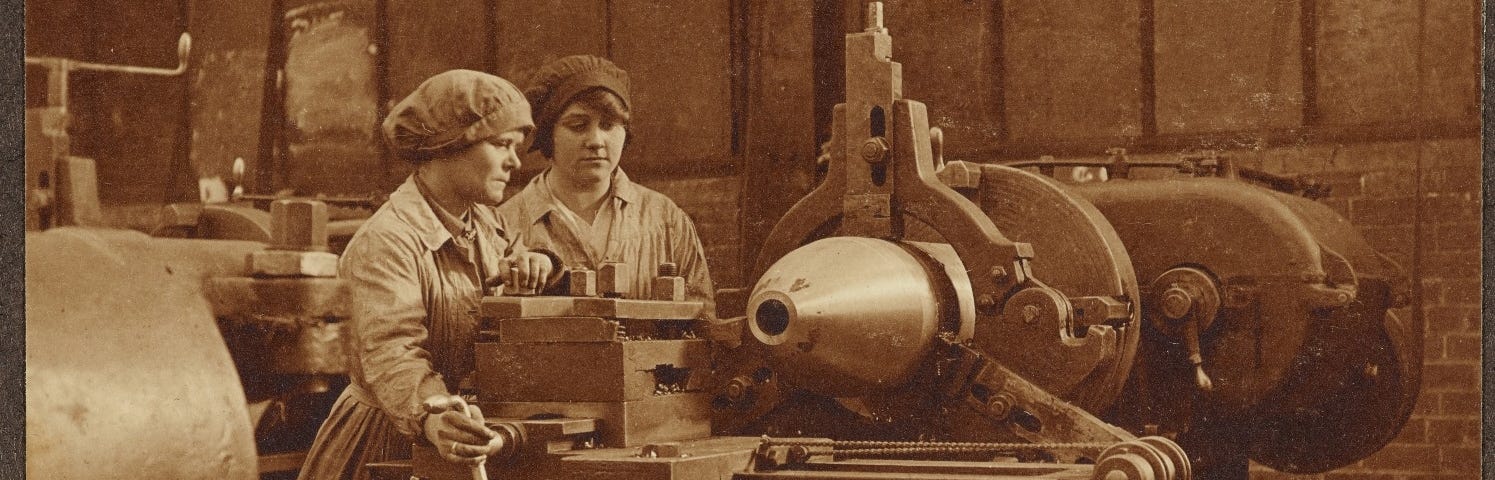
[861,137,890,164]
[977,294,997,311]
[986,392,1016,420]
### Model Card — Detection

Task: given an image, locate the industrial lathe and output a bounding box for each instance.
[26,3,1416,480]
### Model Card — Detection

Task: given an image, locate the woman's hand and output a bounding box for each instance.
[495,252,553,293]
[421,395,496,465]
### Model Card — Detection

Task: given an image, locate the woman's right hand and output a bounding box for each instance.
[421,395,497,465]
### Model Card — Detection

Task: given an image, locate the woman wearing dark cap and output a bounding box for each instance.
[298,70,562,480]
[497,55,715,318]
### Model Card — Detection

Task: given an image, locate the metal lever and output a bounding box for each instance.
[1148,267,1223,394]
[26,32,192,77]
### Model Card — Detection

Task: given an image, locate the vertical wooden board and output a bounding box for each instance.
[282,0,382,196]
[386,0,490,101]
[1154,0,1303,134]
[611,0,733,170]
[188,0,274,191]
[1419,0,1480,123]
[881,0,1003,154]
[493,0,608,82]
[1315,1,1419,125]
[65,0,188,206]
[740,0,816,287]
[1002,1,1143,144]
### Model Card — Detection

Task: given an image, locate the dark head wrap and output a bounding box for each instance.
[523,55,631,154]
[382,69,534,163]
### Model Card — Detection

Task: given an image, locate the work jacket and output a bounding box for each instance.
[496,168,715,319]
[298,175,521,480]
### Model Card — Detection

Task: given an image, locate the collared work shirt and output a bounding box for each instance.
[298,175,519,480]
[496,168,715,319]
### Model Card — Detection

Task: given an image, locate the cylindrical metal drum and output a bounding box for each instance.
[27,228,260,480]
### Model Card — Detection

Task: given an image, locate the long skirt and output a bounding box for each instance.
[296,384,412,480]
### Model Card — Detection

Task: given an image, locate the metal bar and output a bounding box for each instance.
[25,33,191,77]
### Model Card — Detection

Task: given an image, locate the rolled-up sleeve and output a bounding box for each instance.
[340,229,450,437]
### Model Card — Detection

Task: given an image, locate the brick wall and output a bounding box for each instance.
[1053,137,1481,479]
[1243,137,1483,480]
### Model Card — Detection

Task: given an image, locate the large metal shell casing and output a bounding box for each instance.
[748,236,952,398]
[26,228,260,480]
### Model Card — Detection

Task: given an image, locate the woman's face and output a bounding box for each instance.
[448,129,525,206]
[549,101,626,188]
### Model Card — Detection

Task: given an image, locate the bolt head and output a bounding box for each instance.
[860,137,889,163]
[1022,304,1041,324]
[1159,287,1193,320]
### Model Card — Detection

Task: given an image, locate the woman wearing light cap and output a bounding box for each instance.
[298,70,562,480]
[497,55,715,317]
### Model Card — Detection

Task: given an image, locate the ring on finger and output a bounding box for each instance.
[451,441,461,455]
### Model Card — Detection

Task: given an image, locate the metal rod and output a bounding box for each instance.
[25,32,191,77]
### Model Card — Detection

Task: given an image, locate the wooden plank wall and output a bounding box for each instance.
[188,0,276,196]
[26,0,1481,289]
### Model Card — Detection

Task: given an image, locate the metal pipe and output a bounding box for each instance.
[26,32,191,77]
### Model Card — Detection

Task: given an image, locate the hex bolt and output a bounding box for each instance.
[1022,305,1041,325]
[986,392,1015,420]
[977,294,997,311]
[861,137,889,164]
[270,199,328,251]
[570,269,598,297]
[990,266,1008,281]
[598,262,628,298]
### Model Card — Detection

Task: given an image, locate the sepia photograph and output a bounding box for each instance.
[21,1,1484,479]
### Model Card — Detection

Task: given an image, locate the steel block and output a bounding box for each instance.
[475,340,711,402]
[492,316,620,343]
[480,393,713,448]
[269,199,328,251]
[247,250,339,278]
[481,296,703,321]
[481,296,580,319]
[574,297,703,320]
